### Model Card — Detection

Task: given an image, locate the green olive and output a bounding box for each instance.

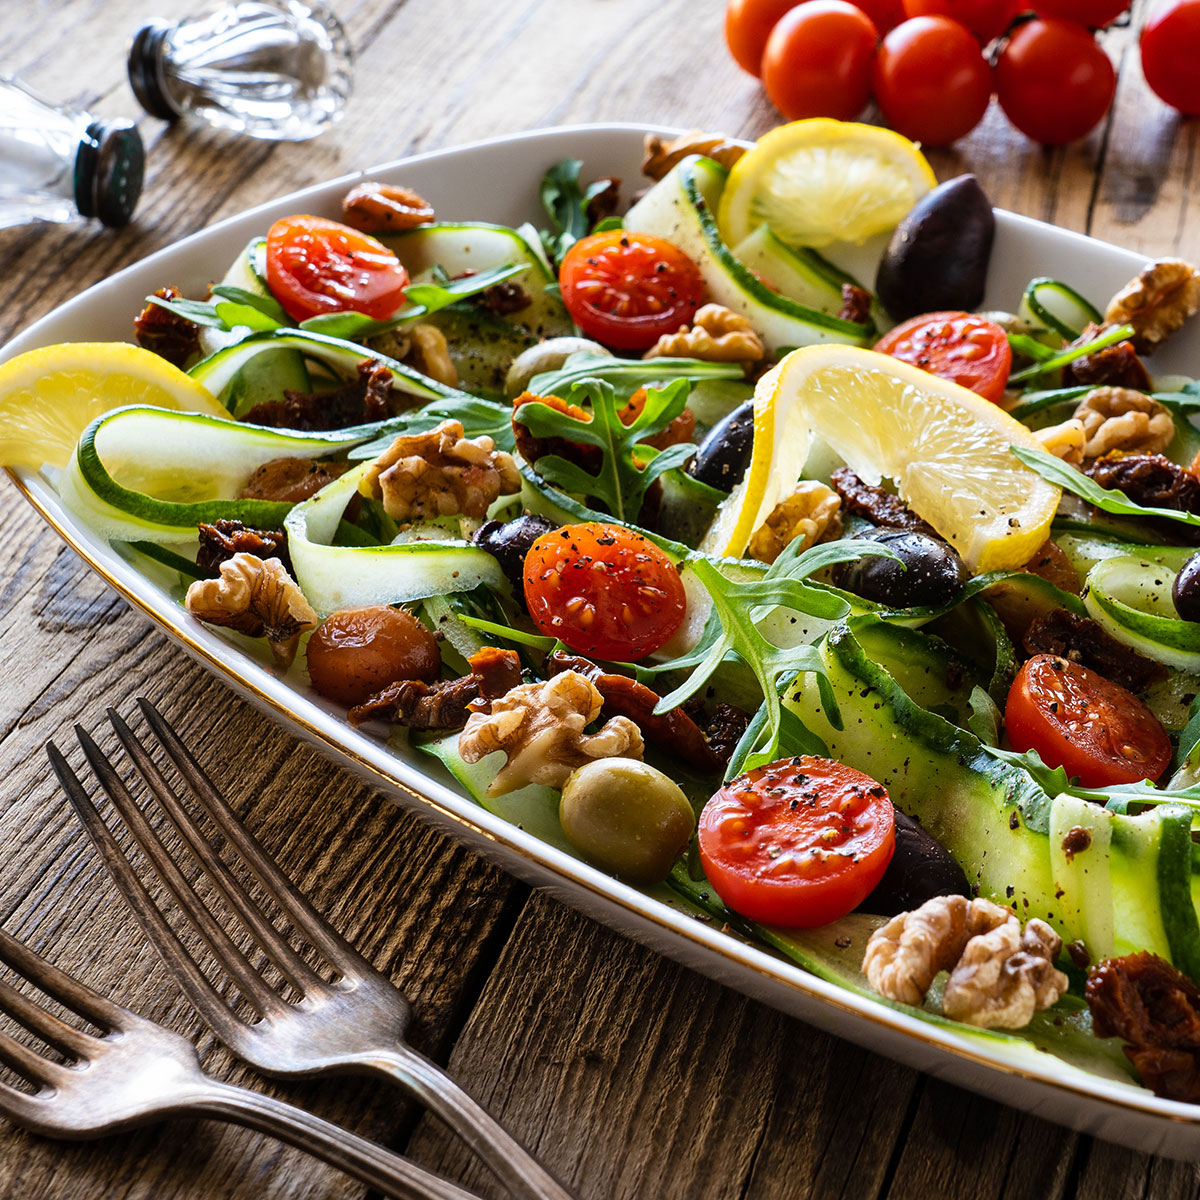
[559,758,695,885]
[504,337,612,398]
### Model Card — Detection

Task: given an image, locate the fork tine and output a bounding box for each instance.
[136,698,367,969]
[0,973,97,1061]
[47,737,274,1041]
[0,1025,67,1091]
[72,724,293,1018]
[106,707,327,995]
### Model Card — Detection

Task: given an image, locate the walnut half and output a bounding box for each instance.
[359,419,520,522]
[185,553,317,669]
[748,481,842,565]
[458,671,644,796]
[1072,386,1175,459]
[642,131,746,181]
[1104,257,1200,354]
[644,304,765,364]
[862,895,1068,1029]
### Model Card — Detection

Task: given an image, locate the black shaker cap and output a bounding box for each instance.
[74,119,145,227]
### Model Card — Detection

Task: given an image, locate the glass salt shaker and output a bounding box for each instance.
[127,1,354,143]
[0,77,144,231]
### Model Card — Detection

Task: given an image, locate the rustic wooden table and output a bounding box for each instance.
[2,1,1199,1196]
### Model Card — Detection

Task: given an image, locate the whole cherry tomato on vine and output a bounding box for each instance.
[901,0,1017,41]
[1141,0,1200,115]
[995,19,1115,144]
[873,17,993,145]
[761,1,880,121]
[724,0,804,74]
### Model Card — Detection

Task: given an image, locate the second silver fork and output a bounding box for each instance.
[48,699,573,1200]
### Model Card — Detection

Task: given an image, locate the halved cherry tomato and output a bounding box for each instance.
[699,756,895,927]
[523,522,687,660]
[265,215,410,323]
[1005,654,1171,787]
[558,231,705,352]
[874,310,1012,402]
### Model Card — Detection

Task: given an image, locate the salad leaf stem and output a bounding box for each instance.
[1008,323,1136,385]
[1011,443,1200,530]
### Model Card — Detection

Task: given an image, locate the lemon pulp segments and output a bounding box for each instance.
[703,346,1061,574]
[718,119,937,250]
[0,342,226,470]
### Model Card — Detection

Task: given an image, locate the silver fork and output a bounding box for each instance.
[48,700,573,1200]
[0,918,480,1199]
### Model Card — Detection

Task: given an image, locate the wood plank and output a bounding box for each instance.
[402,894,918,1199]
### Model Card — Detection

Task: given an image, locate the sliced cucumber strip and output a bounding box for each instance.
[1019,277,1103,342]
[1084,554,1200,670]
[190,329,463,418]
[729,226,847,314]
[623,157,873,353]
[59,406,372,544]
[285,463,506,613]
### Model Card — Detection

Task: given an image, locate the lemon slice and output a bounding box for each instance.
[718,119,937,250]
[0,342,226,470]
[701,345,1061,573]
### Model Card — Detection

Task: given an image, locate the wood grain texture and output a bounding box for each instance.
[3,0,1200,1197]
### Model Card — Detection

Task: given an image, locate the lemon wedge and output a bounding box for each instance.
[701,345,1061,573]
[0,342,226,470]
[718,119,937,250]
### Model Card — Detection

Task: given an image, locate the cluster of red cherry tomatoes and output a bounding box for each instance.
[726,0,1200,146]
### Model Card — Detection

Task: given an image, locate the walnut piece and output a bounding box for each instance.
[1072,386,1175,459]
[407,324,458,388]
[459,671,644,796]
[1033,418,1086,468]
[862,895,1068,1028]
[341,182,435,233]
[942,914,1069,1028]
[185,553,317,669]
[644,304,765,364]
[1104,257,1200,354]
[642,131,746,181]
[748,481,842,564]
[359,419,520,522]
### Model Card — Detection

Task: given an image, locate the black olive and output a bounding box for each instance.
[876,175,996,323]
[687,400,754,492]
[1173,552,1200,622]
[859,810,970,916]
[474,514,557,594]
[835,529,969,609]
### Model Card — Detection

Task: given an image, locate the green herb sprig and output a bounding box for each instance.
[538,159,612,266]
[654,539,902,778]
[515,379,697,523]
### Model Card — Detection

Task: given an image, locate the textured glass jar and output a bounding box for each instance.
[0,77,144,230]
[127,1,354,142]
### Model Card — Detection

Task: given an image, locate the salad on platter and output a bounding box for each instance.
[8,117,1200,1104]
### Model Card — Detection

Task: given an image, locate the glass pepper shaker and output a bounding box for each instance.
[127,1,354,143]
[0,76,144,231]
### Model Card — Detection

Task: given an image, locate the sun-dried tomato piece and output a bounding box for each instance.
[1087,952,1200,1102]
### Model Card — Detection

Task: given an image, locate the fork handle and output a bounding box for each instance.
[364,1044,576,1200]
[191,1078,482,1200]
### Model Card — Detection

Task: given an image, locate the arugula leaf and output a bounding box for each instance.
[1011,443,1200,531]
[346,395,515,459]
[146,293,230,330]
[985,742,1200,813]
[515,379,696,522]
[966,685,1002,747]
[211,285,289,327]
[298,263,529,340]
[654,539,902,778]
[538,158,611,265]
